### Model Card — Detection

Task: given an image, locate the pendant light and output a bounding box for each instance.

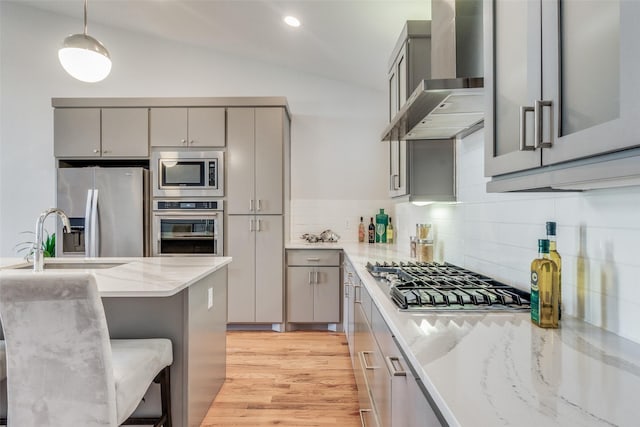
[58,0,111,83]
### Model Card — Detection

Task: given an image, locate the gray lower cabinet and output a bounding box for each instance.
[349,269,443,427]
[227,215,283,324]
[286,250,341,324]
[343,258,358,358]
[485,0,640,189]
[149,107,225,148]
[54,108,149,158]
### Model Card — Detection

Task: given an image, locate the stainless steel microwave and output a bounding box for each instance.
[151,150,224,198]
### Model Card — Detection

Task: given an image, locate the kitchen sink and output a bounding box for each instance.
[16,262,124,270]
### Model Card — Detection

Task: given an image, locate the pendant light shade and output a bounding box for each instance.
[58,0,111,83]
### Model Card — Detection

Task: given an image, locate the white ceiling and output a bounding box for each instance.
[18,0,431,90]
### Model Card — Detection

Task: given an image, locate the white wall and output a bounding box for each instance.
[0,2,389,255]
[392,130,640,344]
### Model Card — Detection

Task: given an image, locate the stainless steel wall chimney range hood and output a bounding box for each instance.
[382,0,484,141]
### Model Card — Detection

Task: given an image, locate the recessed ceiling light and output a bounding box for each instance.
[284,16,301,28]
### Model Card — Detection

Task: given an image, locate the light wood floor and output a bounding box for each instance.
[200,331,361,426]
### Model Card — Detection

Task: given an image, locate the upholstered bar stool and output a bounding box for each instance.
[0,272,172,427]
[0,340,5,426]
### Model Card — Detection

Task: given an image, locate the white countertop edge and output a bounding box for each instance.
[0,256,233,298]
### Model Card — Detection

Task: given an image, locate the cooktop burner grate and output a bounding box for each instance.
[367,261,530,312]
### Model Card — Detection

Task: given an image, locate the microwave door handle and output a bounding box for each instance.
[84,189,93,257]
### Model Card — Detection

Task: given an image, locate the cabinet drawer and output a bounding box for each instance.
[287,249,341,266]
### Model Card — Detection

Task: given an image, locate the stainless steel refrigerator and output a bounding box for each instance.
[56,167,150,257]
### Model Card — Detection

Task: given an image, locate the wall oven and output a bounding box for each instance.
[151,150,224,198]
[152,200,223,256]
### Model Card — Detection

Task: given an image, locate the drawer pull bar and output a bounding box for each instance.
[360,351,378,370]
[359,409,373,427]
[385,356,407,376]
[306,257,320,262]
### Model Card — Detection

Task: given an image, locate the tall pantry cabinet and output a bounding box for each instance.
[226,107,291,326]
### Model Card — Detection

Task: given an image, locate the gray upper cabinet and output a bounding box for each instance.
[387,21,431,199]
[54,108,148,158]
[485,0,639,180]
[101,108,149,157]
[227,107,284,215]
[389,140,408,198]
[150,107,225,148]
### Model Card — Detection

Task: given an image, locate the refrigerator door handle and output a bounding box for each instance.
[84,189,94,257]
[90,189,99,257]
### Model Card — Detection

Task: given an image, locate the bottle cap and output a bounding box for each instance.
[379,208,385,214]
[546,221,557,236]
[538,239,550,253]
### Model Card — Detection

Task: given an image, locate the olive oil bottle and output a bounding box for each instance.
[546,222,562,319]
[530,239,559,328]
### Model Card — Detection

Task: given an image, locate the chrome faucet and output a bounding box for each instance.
[33,208,71,272]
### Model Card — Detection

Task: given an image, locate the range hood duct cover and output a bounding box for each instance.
[382,0,484,141]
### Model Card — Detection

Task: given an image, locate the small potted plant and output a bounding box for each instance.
[15,230,56,259]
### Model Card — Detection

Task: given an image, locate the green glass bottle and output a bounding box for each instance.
[375,209,388,243]
[546,221,562,320]
[530,239,559,328]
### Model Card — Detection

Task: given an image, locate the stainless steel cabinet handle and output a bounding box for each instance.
[307,257,320,262]
[360,351,377,370]
[102,150,111,154]
[249,219,254,232]
[181,139,187,144]
[189,140,195,145]
[534,99,553,149]
[390,174,400,190]
[249,199,254,212]
[385,356,407,376]
[359,409,373,427]
[308,271,313,284]
[519,106,535,151]
[353,283,362,303]
[93,149,100,153]
[256,219,261,232]
[314,271,319,283]
[344,283,350,297]
[257,199,262,211]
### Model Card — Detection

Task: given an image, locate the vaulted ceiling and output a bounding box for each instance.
[17,0,430,90]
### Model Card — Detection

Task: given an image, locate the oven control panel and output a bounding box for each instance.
[154,200,223,211]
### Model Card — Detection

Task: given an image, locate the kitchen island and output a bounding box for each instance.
[287,241,640,427]
[0,256,232,427]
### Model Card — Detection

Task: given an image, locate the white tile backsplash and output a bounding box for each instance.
[290,199,393,242]
[386,131,640,344]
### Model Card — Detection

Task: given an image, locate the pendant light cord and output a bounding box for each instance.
[83,0,88,35]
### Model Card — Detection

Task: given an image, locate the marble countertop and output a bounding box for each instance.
[291,242,640,427]
[0,256,232,297]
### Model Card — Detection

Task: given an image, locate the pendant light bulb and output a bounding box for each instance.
[58,0,111,83]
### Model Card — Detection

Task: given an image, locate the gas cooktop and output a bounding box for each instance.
[367,261,531,312]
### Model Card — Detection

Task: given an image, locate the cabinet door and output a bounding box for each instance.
[255,215,283,323]
[542,0,638,165]
[54,108,101,157]
[314,267,340,323]
[101,108,149,157]
[389,140,408,197]
[484,0,542,176]
[255,108,284,215]
[388,67,398,121]
[286,267,315,322]
[226,215,256,323]
[188,107,225,147]
[150,108,188,147]
[226,108,256,214]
